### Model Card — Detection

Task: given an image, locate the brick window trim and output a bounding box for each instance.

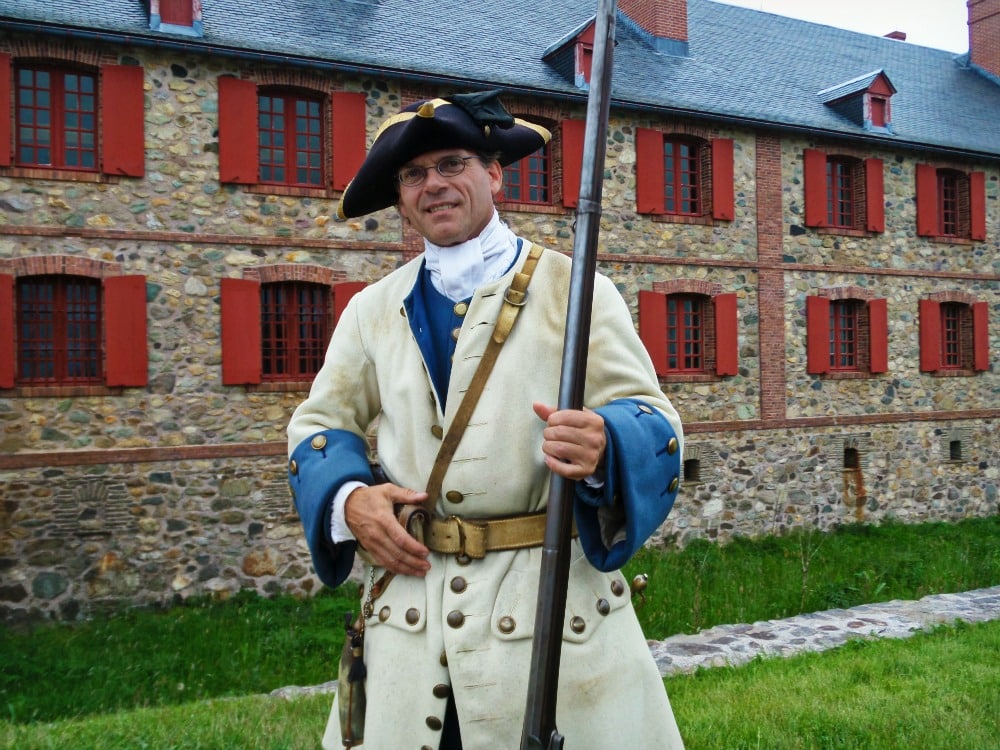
[0,52,145,178]
[221,265,364,387]
[0,255,148,391]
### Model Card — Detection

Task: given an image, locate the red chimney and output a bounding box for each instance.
[883,30,907,41]
[619,0,688,44]
[969,0,1000,78]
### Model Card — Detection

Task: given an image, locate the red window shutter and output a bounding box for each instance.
[333,281,366,326]
[218,77,259,184]
[221,278,262,385]
[806,296,830,374]
[973,301,989,372]
[101,65,145,177]
[0,53,11,167]
[561,119,585,208]
[970,171,987,241]
[868,297,888,374]
[713,293,738,376]
[104,275,149,386]
[635,128,665,215]
[331,91,367,192]
[864,158,885,233]
[919,298,941,372]
[638,290,668,376]
[803,148,827,228]
[0,274,14,388]
[915,164,938,237]
[711,138,735,221]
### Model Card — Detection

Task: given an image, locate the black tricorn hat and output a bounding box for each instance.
[337,90,551,219]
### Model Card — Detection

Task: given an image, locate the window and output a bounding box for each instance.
[258,91,324,188]
[635,129,734,221]
[0,56,145,178]
[16,67,96,171]
[639,288,738,378]
[870,96,888,128]
[829,299,861,371]
[919,298,989,374]
[261,282,330,381]
[16,275,101,383]
[806,294,888,376]
[915,164,987,241]
[159,0,194,26]
[218,78,366,193]
[803,149,884,232]
[221,273,365,386]
[502,142,551,205]
[0,268,148,390]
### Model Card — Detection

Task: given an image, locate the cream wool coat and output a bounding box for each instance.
[288,242,685,750]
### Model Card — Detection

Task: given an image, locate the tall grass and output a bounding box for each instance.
[625,516,1000,638]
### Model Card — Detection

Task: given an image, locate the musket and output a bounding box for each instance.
[519,1,617,748]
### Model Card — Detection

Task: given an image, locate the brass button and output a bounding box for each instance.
[637,404,653,414]
[378,606,390,622]
[450,576,467,593]
[439,651,448,667]
[669,476,680,493]
[498,615,516,634]
[405,608,420,625]
[596,598,610,616]
[451,327,461,341]
[570,616,586,634]
[433,683,451,699]
[667,437,679,455]
[422,746,434,750]
[399,306,405,316]
[426,716,443,731]
[310,434,327,450]
[610,579,625,597]
[445,490,464,504]
[431,425,444,439]
[288,459,298,475]
[453,302,469,316]
[446,610,465,628]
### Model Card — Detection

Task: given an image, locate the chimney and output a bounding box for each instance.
[968,0,1000,79]
[619,0,689,56]
[883,30,907,41]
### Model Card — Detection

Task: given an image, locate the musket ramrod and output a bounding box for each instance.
[519,1,617,748]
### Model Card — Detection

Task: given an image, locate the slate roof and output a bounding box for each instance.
[3,0,999,159]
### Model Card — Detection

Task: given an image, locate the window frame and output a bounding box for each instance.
[15,64,99,172]
[806,294,888,377]
[664,293,706,373]
[502,141,552,206]
[260,280,331,382]
[915,164,986,242]
[257,88,326,189]
[803,149,883,233]
[828,298,861,372]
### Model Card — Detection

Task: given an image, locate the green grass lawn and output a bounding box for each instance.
[2,516,998,748]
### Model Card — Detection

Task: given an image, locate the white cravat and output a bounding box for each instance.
[422,209,518,302]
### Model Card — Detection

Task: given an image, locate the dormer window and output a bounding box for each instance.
[542,18,596,90]
[150,0,203,37]
[819,70,896,133]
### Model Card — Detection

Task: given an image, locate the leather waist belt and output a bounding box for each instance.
[397,507,577,561]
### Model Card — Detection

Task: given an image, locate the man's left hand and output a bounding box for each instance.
[532,402,606,480]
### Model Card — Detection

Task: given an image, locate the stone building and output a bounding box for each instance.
[0,0,997,623]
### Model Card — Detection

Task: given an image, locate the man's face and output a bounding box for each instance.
[396,148,503,247]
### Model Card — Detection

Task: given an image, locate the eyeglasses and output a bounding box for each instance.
[397,155,478,187]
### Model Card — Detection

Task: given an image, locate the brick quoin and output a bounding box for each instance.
[619,0,688,41]
[756,134,786,421]
[969,0,1000,79]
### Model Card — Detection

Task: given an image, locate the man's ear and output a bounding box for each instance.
[488,160,504,197]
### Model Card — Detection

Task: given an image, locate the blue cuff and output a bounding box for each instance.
[288,429,374,587]
[573,398,681,571]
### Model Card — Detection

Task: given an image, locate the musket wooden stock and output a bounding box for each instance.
[519,2,617,748]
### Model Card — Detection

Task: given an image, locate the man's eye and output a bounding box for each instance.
[400,167,423,183]
[440,157,464,171]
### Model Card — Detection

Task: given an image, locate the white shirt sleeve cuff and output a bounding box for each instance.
[330,481,365,543]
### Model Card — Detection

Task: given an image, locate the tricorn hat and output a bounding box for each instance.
[337,90,551,219]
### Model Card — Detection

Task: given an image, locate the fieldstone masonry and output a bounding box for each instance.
[0,42,997,623]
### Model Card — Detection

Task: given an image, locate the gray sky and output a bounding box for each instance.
[713,0,969,54]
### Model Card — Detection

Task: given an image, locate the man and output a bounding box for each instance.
[287,91,685,749]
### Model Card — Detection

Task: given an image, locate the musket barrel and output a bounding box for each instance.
[519,1,617,748]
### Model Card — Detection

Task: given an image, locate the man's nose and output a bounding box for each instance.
[422,167,449,190]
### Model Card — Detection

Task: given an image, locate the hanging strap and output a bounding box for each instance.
[422,243,544,511]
